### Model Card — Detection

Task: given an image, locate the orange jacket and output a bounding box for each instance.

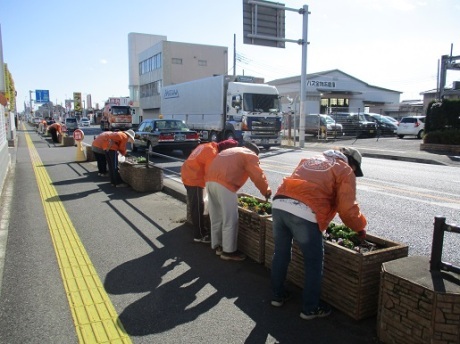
[205,146,269,196]
[92,131,129,156]
[92,132,113,151]
[47,122,62,134]
[181,142,219,188]
[274,150,367,232]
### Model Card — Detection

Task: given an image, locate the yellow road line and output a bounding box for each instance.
[24,128,131,344]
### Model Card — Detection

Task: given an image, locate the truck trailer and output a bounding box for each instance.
[100,97,132,131]
[160,75,282,149]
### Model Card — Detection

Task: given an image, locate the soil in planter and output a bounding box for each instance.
[325,222,381,253]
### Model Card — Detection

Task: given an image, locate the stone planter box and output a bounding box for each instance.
[420,143,460,154]
[237,193,271,264]
[265,218,409,320]
[118,162,163,192]
[61,136,75,147]
[84,145,96,162]
[378,256,460,344]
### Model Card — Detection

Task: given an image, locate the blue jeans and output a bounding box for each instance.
[271,208,324,313]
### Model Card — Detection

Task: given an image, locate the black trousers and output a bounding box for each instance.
[105,150,122,185]
[185,185,209,239]
[49,128,59,143]
[94,152,107,174]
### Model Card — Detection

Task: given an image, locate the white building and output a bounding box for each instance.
[268,69,401,116]
[128,33,228,124]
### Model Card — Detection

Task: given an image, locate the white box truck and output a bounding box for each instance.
[160,75,282,149]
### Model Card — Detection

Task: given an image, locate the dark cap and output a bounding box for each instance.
[243,141,260,156]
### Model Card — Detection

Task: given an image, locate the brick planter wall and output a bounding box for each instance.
[378,256,460,344]
[265,218,409,320]
[119,163,163,192]
[420,143,460,154]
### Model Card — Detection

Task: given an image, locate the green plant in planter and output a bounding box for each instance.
[238,196,272,215]
[325,222,378,252]
[135,157,147,164]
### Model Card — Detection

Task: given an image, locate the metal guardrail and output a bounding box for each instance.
[430,216,460,274]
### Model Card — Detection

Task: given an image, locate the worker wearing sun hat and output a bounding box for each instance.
[181,139,239,244]
[103,129,136,187]
[270,146,367,321]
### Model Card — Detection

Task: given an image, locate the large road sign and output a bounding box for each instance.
[35,90,50,103]
[243,0,286,48]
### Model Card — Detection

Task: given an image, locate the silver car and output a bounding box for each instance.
[64,117,79,132]
[80,118,91,127]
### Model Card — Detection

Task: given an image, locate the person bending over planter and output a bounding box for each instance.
[181,139,239,244]
[270,147,367,320]
[47,122,62,143]
[91,132,113,176]
[205,141,271,261]
[103,130,135,187]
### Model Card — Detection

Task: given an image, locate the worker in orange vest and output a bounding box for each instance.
[47,122,62,143]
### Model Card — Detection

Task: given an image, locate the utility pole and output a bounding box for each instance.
[29,90,34,116]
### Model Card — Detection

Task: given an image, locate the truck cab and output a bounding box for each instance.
[226,82,282,149]
[100,97,132,131]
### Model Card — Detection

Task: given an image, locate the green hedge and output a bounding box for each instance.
[424,128,460,145]
[426,99,460,132]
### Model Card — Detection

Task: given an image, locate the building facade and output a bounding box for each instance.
[128,33,228,124]
[268,69,401,116]
[421,86,460,114]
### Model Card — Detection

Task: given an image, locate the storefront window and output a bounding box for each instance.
[320,97,350,114]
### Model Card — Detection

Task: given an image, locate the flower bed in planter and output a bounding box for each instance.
[119,162,163,192]
[264,219,409,320]
[237,193,271,264]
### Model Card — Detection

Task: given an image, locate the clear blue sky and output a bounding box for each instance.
[1,0,459,112]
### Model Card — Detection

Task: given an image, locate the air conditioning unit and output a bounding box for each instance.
[453,81,460,90]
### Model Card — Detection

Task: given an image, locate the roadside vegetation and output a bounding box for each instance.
[424,99,460,145]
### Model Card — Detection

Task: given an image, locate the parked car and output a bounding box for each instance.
[298,114,343,137]
[385,116,399,124]
[322,115,343,134]
[363,113,398,136]
[329,112,377,137]
[33,117,42,126]
[132,119,200,156]
[64,117,79,132]
[396,116,426,139]
[80,117,90,127]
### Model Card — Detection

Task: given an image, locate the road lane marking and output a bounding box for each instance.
[24,129,131,343]
[359,180,460,205]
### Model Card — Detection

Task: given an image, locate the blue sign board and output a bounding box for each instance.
[35,90,50,103]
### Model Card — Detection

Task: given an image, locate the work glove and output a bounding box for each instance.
[357,230,366,242]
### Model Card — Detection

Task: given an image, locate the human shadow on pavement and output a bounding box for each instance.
[104,223,378,343]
